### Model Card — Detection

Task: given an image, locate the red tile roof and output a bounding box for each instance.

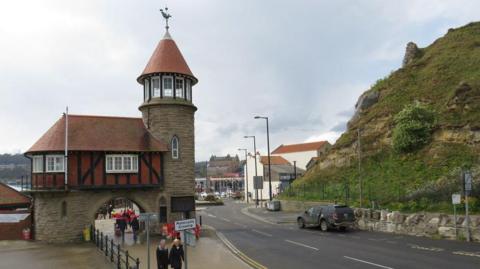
[138,31,197,83]
[0,183,31,206]
[260,156,290,165]
[26,115,168,153]
[271,141,328,154]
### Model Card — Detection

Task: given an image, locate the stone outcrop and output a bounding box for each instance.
[402,42,421,67]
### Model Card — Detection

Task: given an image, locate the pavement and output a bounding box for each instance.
[200,200,480,269]
[124,227,250,269]
[0,240,111,269]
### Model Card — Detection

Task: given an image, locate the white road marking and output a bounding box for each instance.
[206,213,216,218]
[251,229,272,237]
[452,251,480,258]
[344,256,394,269]
[338,234,346,237]
[408,244,444,252]
[285,240,319,251]
[220,217,231,222]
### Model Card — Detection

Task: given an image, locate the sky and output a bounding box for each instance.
[0,0,479,161]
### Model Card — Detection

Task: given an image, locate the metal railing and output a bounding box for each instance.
[91,226,140,269]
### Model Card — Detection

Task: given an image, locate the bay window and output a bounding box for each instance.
[144,79,150,100]
[186,80,192,101]
[106,154,138,173]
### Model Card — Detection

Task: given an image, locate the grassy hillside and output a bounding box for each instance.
[283,22,480,213]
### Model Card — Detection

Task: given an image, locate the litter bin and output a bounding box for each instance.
[267,200,281,211]
[83,226,91,242]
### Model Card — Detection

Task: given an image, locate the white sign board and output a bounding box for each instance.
[253,176,264,189]
[139,213,157,221]
[452,194,461,205]
[175,218,196,231]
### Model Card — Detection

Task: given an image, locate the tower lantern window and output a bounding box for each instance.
[163,76,173,97]
[172,136,179,159]
[175,78,184,98]
[144,79,150,100]
[152,77,161,97]
[186,79,192,101]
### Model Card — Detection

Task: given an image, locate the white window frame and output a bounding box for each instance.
[175,78,184,98]
[186,80,191,101]
[171,136,179,159]
[144,79,150,100]
[105,154,138,173]
[32,155,43,173]
[152,76,161,97]
[163,76,173,97]
[46,155,64,173]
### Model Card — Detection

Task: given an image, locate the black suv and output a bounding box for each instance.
[297,205,355,231]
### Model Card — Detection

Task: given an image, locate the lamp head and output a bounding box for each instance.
[254,116,261,119]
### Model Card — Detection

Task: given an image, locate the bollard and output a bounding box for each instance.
[117,245,121,269]
[199,215,202,226]
[100,232,103,250]
[125,250,129,269]
[110,240,114,262]
[136,258,140,269]
[105,235,109,256]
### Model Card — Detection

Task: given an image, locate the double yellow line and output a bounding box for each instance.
[213,227,267,269]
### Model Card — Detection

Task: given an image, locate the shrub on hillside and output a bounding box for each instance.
[392,103,436,153]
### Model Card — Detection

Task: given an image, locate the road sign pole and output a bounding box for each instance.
[184,230,188,269]
[453,203,457,239]
[463,171,472,242]
[465,194,470,242]
[147,216,150,269]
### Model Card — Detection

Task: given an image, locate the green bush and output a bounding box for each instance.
[392,103,436,153]
[205,194,216,202]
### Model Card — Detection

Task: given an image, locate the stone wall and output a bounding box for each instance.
[32,189,166,243]
[278,200,479,242]
[355,208,480,242]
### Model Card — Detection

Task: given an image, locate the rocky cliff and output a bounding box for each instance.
[295,22,480,211]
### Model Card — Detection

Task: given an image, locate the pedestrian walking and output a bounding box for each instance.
[169,239,184,269]
[108,203,113,219]
[156,239,169,269]
[117,217,127,242]
[130,216,140,243]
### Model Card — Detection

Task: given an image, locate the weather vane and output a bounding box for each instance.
[160,6,172,30]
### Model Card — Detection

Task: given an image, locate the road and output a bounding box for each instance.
[199,200,480,269]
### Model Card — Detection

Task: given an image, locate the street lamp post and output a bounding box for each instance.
[255,116,272,201]
[244,135,259,206]
[238,148,249,203]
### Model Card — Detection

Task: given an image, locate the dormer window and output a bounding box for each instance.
[163,76,173,97]
[152,77,161,97]
[171,136,179,159]
[175,78,184,98]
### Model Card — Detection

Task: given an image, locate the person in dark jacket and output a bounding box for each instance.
[169,239,184,269]
[156,239,169,269]
[130,217,140,243]
[117,217,127,242]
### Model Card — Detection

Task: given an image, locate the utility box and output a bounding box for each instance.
[267,200,280,211]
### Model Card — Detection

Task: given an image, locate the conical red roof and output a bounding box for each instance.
[137,31,196,83]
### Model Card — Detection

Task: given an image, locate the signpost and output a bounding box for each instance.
[139,213,157,269]
[175,218,196,269]
[464,171,472,242]
[451,194,461,239]
[254,176,263,207]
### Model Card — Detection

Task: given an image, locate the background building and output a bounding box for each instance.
[271,141,331,170]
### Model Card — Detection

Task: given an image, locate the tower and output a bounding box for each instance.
[137,23,197,220]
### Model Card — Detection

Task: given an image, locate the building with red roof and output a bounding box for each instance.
[271,141,331,170]
[24,15,198,242]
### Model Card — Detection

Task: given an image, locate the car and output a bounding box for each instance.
[297,205,355,231]
[200,192,208,199]
[220,192,227,198]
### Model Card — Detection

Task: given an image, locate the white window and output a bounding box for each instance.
[144,79,150,100]
[186,80,191,101]
[46,155,64,172]
[175,78,184,98]
[171,136,179,159]
[32,156,43,173]
[152,77,161,97]
[106,154,138,173]
[163,76,173,97]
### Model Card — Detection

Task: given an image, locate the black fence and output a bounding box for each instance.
[91,226,140,269]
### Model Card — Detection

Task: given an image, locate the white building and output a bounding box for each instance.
[271,141,331,170]
[243,154,302,203]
